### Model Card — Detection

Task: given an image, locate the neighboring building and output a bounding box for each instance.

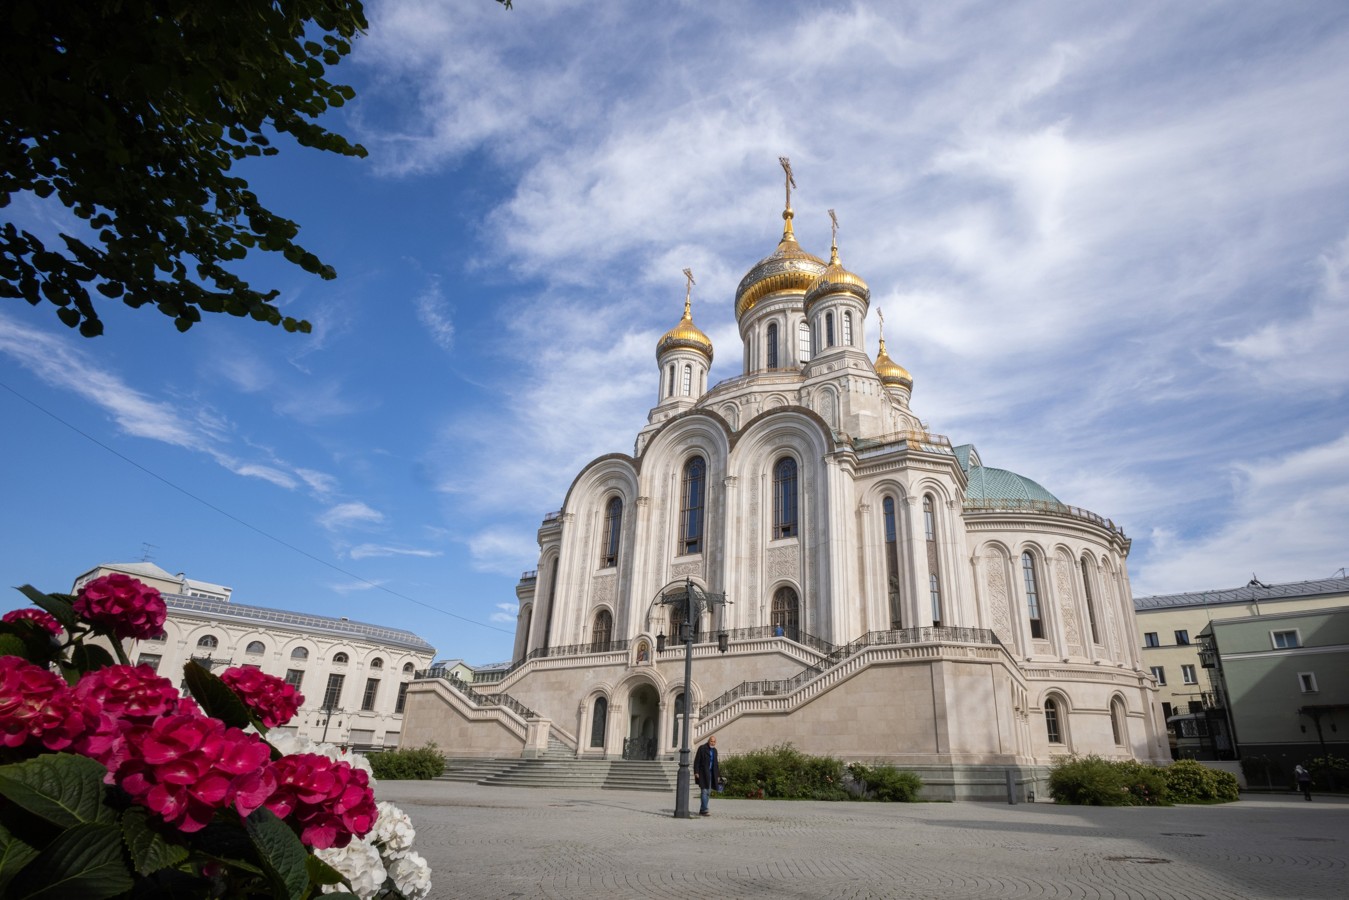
[1134,576,1349,759]
[1200,605,1349,782]
[404,175,1165,799]
[428,658,476,683]
[74,562,436,750]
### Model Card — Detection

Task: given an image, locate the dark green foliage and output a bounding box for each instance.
[1307,755,1349,792]
[1050,755,1242,806]
[846,762,923,802]
[367,743,445,781]
[1239,754,1279,787]
[1162,759,1239,803]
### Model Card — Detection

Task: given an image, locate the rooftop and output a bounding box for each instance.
[1134,576,1349,611]
[162,593,436,653]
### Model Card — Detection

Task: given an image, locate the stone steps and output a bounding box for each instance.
[437,756,680,792]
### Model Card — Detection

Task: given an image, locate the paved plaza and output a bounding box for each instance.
[375,780,1348,900]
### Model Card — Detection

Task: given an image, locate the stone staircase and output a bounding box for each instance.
[437,735,680,793]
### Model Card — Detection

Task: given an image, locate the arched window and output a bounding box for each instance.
[333,652,349,665]
[666,364,674,398]
[924,495,943,626]
[402,662,415,674]
[825,312,835,347]
[291,647,309,660]
[883,496,901,629]
[1110,698,1126,746]
[766,322,779,368]
[679,456,705,555]
[771,586,800,638]
[1022,552,1044,639]
[197,635,218,650]
[601,496,622,568]
[590,696,608,748]
[1081,558,1100,645]
[1044,697,1063,744]
[669,603,691,642]
[370,657,383,669]
[798,322,811,363]
[672,692,686,747]
[245,640,265,655]
[591,609,613,649]
[843,311,853,346]
[772,456,798,539]
[681,364,692,395]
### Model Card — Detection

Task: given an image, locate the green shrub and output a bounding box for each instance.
[1049,755,1168,806]
[368,742,445,780]
[847,762,923,802]
[1163,759,1239,803]
[719,743,848,800]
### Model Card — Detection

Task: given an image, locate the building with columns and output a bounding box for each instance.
[404,172,1165,797]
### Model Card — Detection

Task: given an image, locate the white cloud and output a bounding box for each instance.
[413,276,455,352]
[318,501,385,531]
[490,602,517,625]
[330,579,386,595]
[465,526,539,577]
[349,544,443,560]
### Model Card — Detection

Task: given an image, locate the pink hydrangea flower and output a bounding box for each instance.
[72,573,167,640]
[0,656,106,752]
[112,712,275,833]
[220,666,304,728]
[71,664,187,770]
[2,607,63,636]
[264,753,378,849]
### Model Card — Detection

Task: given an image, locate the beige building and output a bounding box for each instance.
[74,562,436,749]
[1133,575,1349,758]
[403,177,1165,799]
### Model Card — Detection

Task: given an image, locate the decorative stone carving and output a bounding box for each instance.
[766,545,798,580]
[1055,557,1082,656]
[592,573,616,605]
[670,560,703,579]
[987,553,1012,645]
[748,480,760,604]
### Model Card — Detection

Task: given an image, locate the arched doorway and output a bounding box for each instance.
[624,683,659,760]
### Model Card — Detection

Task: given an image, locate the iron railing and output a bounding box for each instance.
[962,498,1126,537]
[415,669,536,719]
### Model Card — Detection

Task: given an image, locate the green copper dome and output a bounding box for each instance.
[964,466,1061,505]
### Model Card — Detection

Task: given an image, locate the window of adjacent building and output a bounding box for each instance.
[291,647,309,660]
[679,456,706,555]
[333,652,349,665]
[843,312,853,346]
[1299,672,1318,693]
[1110,698,1126,745]
[285,669,304,690]
[402,662,414,674]
[1181,664,1197,684]
[592,609,613,648]
[1161,701,1174,722]
[146,631,166,642]
[773,456,798,539]
[395,682,409,714]
[245,640,265,655]
[1021,552,1043,639]
[370,657,383,670]
[825,312,835,347]
[766,322,779,368]
[1188,699,1204,714]
[1150,666,1166,686]
[197,634,218,650]
[137,653,161,672]
[1080,558,1100,645]
[883,496,901,629]
[1272,630,1300,649]
[601,496,623,567]
[798,322,810,363]
[1143,632,1159,648]
[1174,630,1189,645]
[771,586,800,637]
[1044,698,1062,744]
[590,696,608,748]
[361,678,379,711]
[322,673,344,710]
[1179,718,1209,738]
[925,495,943,627]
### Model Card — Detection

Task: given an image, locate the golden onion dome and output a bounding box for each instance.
[657,296,714,362]
[804,243,870,312]
[734,209,826,320]
[874,335,912,388]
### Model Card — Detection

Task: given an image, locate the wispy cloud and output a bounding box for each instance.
[318,501,385,531]
[464,526,539,577]
[330,579,386,595]
[349,543,443,560]
[490,602,517,625]
[414,276,455,352]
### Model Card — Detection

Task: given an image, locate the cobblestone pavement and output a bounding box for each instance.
[374,781,1349,900]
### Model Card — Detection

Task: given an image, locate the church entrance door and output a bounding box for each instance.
[623,684,658,760]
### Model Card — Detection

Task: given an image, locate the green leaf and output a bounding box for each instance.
[243,807,309,900]
[0,818,40,895]
[15,586,77,631]
[120,807,188,876]
[305,852,345,885]
[0,754,115,829]
[182,660,254,730]
[70,641,116,673]
[5,822,133,900]
[0,632,31,659]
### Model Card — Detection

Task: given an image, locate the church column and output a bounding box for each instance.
[901,495,924,631]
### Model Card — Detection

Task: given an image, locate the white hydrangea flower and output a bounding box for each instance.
[388,850,433,900]
[371,801,416,859]
[316,838,386,899]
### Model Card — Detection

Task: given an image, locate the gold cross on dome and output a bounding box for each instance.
[682,267,695,312]
[779,156,795,209]
[877,308,886,341]
[828,208,839,247]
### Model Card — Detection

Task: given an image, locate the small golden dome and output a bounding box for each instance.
[874,335,912,388]
[804,244,870,312]
[734,209,826,320]
[658,296,714,362]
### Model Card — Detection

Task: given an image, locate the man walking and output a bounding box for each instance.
[693,735,721,817]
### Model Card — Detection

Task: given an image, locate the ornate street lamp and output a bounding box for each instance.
[653,578,729,818]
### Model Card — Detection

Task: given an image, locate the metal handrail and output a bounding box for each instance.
[415,669,536,719]
[962,498,1126,537]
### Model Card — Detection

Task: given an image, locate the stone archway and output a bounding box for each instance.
[624,683,659,760]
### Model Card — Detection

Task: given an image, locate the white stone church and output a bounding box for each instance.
[405,174,1166,798]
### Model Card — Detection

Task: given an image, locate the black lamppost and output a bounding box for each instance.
[654,578,729,819]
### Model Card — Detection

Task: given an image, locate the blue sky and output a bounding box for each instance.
[4,1,1349,666]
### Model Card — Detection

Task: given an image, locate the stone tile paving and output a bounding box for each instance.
[375,781,1349,900]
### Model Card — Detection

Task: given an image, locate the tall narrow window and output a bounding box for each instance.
[672,693,685,747]
[825,312,835,347]
[601,496,622,567]
[771,586,800,638]
[1044,698,1062,744]
[681,364,692,396]
[924,495,943,626]
[590,696,608,748]
[670,603,690,642]
[766,323,779,368]
[666,364,674,397]
[322,673,344,710]
[591,609,613,649]
[798,322,810,363]
[1110,698,1126,745]
[395,682,409,714]
[772,457,798,538]
[284,669,304,690]
[843,311,853,346]
[1022,551,1044,639]
[883,496,901,629]
[361,678,379,711]
[1080,558,1100,645]
[680,456,705,555]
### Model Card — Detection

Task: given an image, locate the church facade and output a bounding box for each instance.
[404,175,1166,797]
